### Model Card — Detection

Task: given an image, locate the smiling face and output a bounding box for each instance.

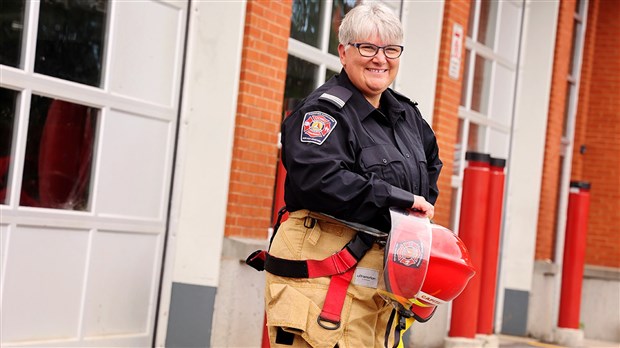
[338,34,400,107]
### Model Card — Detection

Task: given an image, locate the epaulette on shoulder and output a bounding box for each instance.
[319,86,352,109]
[390,88,419,106]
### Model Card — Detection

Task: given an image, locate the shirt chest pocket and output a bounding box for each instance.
[359,144,408,188]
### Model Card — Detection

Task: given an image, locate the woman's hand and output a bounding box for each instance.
[410,195,434,219]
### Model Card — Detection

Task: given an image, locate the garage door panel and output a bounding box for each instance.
[107,1,184,108]
[1,0,187,345]
[1,226,89,343]
[95,109,172,220]
[82,230,160,337]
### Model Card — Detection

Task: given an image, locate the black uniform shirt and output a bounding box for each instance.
[281,70,442,232]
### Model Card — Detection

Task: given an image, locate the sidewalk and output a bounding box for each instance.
[498,334,620,348]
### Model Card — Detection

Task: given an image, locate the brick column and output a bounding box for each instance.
[535,0,578,261]
[226,1,292,238]
[432,0,471,228]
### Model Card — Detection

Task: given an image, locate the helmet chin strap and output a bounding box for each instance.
[384,308,412,348]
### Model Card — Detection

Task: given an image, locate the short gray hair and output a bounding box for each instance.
[338,2,403,45]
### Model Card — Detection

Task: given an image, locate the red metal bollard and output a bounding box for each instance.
[558,181,591,329]
[449,152,491,338]
[477,157,506,335]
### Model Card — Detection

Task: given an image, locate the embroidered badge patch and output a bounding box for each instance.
[300,111,337,145]
[393,240,424,268]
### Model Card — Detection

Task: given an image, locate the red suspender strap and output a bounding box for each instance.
[316,268,356,329]
[306,249,358,277]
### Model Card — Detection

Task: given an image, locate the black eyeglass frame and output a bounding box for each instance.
[348,42,405,59]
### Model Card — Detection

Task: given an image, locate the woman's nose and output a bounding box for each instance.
[372,49,388,62]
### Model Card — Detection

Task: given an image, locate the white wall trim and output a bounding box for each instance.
[495,0,560,333]
[395,0,444,124]
[155,1,247,346]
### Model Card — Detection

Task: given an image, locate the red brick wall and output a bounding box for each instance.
[432,0,472,228]
[573,0,620,267]
[225,1,292,238]
[536,0,577,261]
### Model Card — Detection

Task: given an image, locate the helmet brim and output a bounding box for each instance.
[410,303,437,322]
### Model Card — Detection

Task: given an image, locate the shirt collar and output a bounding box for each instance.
[380,89,406,125]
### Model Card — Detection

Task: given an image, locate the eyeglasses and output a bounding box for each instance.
[348,42,404,59]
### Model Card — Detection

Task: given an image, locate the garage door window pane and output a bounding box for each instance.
[325,69,338,82]
[467,122,486,153]
[35,0,108,87]
[471,54,492,114]
[460,49,471,107]
[1,88,19,204]
[0,0,26,68]
[290,0,324,49]
[478,0,498,48]
[283,55,318,116]
[328,0,357,55]
[453,119,464,176]
[21,95,97,210]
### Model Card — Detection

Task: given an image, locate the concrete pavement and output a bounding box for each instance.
[498,334,620,348]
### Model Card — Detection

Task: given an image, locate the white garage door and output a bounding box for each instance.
[0,0,187,346]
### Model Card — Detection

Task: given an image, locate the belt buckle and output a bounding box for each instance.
[304,216,317,229]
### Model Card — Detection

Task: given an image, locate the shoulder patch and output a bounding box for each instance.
[301,111,337,145]
[319,86,352,109]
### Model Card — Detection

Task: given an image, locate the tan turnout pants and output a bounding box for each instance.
[265,210,396,348]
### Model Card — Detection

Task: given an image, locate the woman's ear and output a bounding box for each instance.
[338,43,347,67]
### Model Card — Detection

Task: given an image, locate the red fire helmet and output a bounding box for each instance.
[381,209,476,322]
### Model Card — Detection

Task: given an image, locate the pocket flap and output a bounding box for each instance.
[267,283,351,348]
[267,283,310,331]
[360,144,403,168]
